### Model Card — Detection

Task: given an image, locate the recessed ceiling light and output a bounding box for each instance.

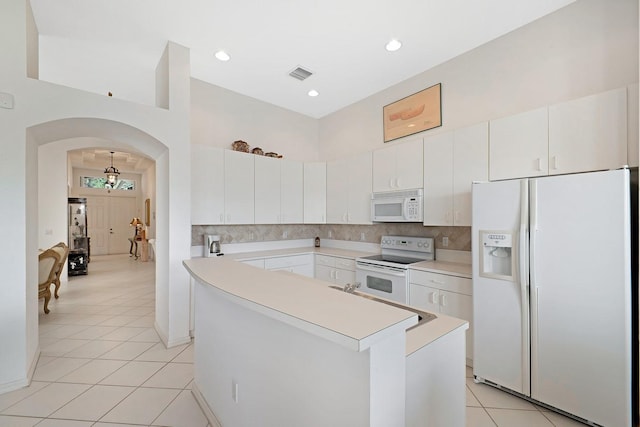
[385,39,402,52]
[308,90,319,97]
[214,50,230,61]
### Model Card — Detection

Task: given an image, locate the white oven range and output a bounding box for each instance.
[355,236,434,304]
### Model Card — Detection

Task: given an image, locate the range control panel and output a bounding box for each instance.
[380,235,434,253]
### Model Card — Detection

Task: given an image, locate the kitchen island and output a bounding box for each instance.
[183,256,468,427]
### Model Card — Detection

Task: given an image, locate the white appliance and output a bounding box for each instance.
[472,168,637,427]
[204,234,222,258]
[371,189,423,222]
[356,235,434,303]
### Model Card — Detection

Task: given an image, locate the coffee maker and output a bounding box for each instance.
[204,235,222,257]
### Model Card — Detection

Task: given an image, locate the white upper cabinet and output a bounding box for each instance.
[224,150,255,224]
[453,123,489,226]
[254,156,281,224]
[372,138,423,192]
[423,132,453,226]
[280,160,303,224]
[191,145,225,225]
[549,87,627,175]
[326,157,349,224]
[489,107,549,181]
[326,152,373,224]
[255,157,303,224]
[349,151,373,224]
[424,123,488,226]
[303,162,326,224]
[490,87,629,181]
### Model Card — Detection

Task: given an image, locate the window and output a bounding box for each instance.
[80,176,135,190]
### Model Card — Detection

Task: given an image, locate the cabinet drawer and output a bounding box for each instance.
[315,254,335,267]
[265,254,312,269]
[410,270,471,296]
[334,257,355,270]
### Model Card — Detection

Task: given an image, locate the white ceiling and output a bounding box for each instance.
[68,149,154,174]
[30,0,575,119]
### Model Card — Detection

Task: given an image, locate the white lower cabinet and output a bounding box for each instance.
[314,255,356,286]
[265,254,313,278]
[409,269,473,366]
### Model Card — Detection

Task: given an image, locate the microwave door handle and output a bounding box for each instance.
[403,198,409,220]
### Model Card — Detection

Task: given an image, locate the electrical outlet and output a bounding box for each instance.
[442,237,449,247]
[328,230,333,238]
[360,232,366,241]
[282,231,288,239]
[0,92,14,109]
[232,380,239,403]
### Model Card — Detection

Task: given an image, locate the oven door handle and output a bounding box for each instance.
[356,264,406,277]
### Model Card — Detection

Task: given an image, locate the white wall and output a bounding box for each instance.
[190,79,320,162]
[38,141,70,251]
[0,0,192,393]
[319,0,639,160]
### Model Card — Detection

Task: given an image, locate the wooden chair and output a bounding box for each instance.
[38,248,60,314]
[51,242,69,299]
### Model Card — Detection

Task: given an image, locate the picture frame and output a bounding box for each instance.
[383,83,442,143]
[145,198,151,226]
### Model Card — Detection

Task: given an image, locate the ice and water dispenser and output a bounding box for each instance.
[479,231,515,280]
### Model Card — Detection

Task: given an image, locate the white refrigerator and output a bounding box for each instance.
[472,168,636,427]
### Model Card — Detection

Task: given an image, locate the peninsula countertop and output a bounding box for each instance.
[183,256,468,356]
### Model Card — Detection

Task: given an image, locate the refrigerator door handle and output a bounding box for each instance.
[519,179,531,394]
[531,286,540,397]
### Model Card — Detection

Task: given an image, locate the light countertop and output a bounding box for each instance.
[222,246,472,278]
[183,255,468,356]
[409,260,472,278]
[221,246,376,261]
[184,257,417,352]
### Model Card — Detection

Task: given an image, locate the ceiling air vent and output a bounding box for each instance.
[289,66,313,81]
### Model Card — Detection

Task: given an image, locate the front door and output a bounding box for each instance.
[87,195,137,255]
[108,196,136,254]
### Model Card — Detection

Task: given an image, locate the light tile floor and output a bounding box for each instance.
[0,254,208,427]
[0,254,588,426]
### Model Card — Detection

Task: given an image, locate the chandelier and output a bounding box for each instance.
[104,151,120,186]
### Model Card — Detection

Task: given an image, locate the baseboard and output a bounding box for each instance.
[154,321,192,348]
[27,346,40,385]
[0,347,40,395]
[191,382,222,427]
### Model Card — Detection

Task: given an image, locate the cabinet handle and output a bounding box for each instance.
[551,156,558,170]
[440,294,447,307]
[395,178,400,188]
[220,213,224,223]
[343,213,347,222]
[429,279,445,285]
[389,178,394,188]
[330,270,335,279]
[335,270,339,280]
[430,292,438,304]
[347,213,352,222]
[536,158,543,172]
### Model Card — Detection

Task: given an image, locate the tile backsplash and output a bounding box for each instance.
[192,223,471,251]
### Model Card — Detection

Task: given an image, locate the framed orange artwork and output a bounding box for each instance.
[383,83,442,142]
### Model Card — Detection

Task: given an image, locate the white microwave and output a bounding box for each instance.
[371,189,423,222]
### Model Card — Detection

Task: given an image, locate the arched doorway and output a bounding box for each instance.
[27,117,191,358]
